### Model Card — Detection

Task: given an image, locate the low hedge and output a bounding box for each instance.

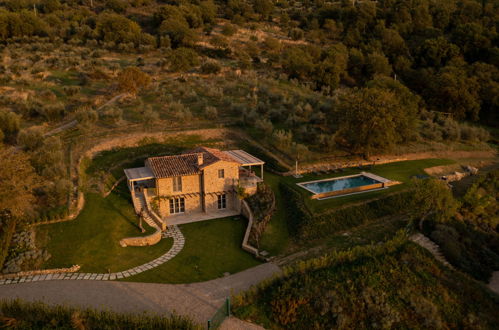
[280,183,412,241]
[0,299,200,329]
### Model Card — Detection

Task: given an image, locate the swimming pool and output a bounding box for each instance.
[297,173,390,199]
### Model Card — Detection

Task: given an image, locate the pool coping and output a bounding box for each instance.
[296,172,392,197]
[317,187,389,200]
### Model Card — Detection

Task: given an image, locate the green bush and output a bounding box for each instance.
[0,300,200,329]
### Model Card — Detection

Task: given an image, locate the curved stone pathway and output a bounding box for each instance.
[0,225,184,286]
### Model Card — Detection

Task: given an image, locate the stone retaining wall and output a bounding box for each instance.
[287,150,495,176]
[241,200,260,257]
[119,229,162,247]
[0,265,80,280]
[143,195,167,231]
[29,192,85,227]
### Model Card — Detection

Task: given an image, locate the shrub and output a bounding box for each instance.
[203,106,218,119]
[117,67,151,94]
[460,124,489,142]
[167,47,200,72]
[221,23,238,36]
[17,126,45,151]
[200,61,222,74]
[289,28,304,40]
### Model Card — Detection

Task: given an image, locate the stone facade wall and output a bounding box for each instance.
[203,161,240,212]
[205,191,239,213]
[0,265,80,280]
[119,229,162,247]
[157,174,202,217]
[156,174,201,195]
[202,161,239,193]
[155,161,240,217]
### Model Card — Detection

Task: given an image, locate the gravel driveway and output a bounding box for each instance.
[0,263,280,325]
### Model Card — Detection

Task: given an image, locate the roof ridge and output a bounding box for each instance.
[148,153,201,160]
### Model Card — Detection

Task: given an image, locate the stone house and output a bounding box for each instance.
[124,147,264,226]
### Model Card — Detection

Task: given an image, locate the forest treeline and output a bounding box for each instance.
[0,0,497,125]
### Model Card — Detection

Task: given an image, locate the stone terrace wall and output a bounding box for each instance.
[241,200,260,257]
[119,230,162,247]
[0,265,80,280]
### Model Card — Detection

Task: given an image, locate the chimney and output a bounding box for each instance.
[197,153,203,166]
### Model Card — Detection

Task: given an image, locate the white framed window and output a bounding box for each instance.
[173,176,182,192]
[169,197,185,214]
[218,169,225,178]
[217,194,227,209]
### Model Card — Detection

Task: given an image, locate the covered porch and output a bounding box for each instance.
[124,167,155,193]
[223,150,265,191]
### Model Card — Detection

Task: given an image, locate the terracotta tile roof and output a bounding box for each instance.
[145,147,240,178]
[184,147,240,168]
[146,153,201,178]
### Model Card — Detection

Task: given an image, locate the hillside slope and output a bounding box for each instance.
[233,234,499,329]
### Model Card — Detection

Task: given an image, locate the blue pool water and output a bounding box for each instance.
[301,175,380,194]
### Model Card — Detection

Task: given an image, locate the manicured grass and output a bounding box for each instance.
[123,217,261,284]
[38,186,173,273]
[285,158,456,213]
[258,171,290,256]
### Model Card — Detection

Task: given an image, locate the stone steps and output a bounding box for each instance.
[410,233,454,269]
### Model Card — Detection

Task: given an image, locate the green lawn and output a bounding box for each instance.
[258,171,290,256]
[37,186,173,273]
[123,217,261,284]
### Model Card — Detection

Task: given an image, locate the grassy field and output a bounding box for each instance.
[123,217,261,284]
[37,185,173,273]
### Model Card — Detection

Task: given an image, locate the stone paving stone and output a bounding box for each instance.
[109,274,116,280]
